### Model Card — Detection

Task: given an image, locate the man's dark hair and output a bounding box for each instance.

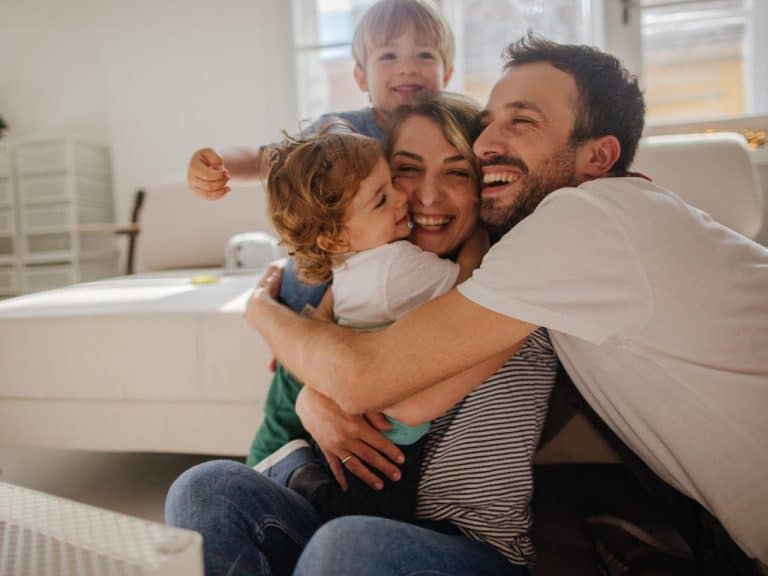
[503,34,645,176]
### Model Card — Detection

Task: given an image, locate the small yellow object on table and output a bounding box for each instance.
[190,275,220,285]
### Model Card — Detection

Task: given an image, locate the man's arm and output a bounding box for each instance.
[246,277,538,414]
[383,346,519,426]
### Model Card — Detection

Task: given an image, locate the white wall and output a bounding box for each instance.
[0,0,297,223]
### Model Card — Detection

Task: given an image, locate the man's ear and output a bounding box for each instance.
[317,232,349,254]
[442,65,454,88]
[354,64,369,92]
[577,135,621,178]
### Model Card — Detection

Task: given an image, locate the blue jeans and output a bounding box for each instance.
[166,460,525,576]
[166,460,321,576]
[295,516,527,576]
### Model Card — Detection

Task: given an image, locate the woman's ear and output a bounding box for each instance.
[577,135,622,178]
[317,232,349,254]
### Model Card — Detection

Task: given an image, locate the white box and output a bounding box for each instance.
[0,179,13,206]
[18,173,112,206]
[0,266,18,294]
[23,264,77,293]
[22,202,112,232]
[0,236,14,260]
[15,140,110,177]
[0,207,14,235]
[0,145,10,177]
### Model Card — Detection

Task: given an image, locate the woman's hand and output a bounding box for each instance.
[295,386,405,491]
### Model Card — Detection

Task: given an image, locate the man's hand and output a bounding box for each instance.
[188,148,231,199]
[295,387,404,492]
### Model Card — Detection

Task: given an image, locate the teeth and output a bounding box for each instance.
[483,172,520,185]
[413,215,452,229]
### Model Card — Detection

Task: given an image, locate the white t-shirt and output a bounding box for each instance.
[459,177,768,563]
[333,240,459,329]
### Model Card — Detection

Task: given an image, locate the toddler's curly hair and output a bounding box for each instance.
[266,124,383,284]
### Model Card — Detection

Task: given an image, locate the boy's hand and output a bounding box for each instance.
[188,148,231,199]
[295,387,404,492]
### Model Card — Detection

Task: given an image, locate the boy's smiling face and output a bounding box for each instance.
[354,26,452,115]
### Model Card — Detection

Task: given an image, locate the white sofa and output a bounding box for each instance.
[0,134,763,458]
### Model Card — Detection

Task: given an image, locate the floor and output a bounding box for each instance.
[0,448,644,575]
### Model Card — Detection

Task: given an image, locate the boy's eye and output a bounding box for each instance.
[378,52,396,61]
[418,52,436,60]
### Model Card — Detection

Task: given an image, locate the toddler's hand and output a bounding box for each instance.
[188,148,231,199]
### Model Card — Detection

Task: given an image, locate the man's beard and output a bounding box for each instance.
[480,145,579,239]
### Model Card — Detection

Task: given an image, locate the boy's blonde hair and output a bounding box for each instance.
[352,0,454,71]
[266,125,383,284]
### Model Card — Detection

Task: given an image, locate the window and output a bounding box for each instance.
[292,0,767,125]
[641,0,755,122]
[291,0,591,121]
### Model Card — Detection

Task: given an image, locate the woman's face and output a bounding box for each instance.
[390,115,478,256]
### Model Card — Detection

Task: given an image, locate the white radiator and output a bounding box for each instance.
[0,482,203,576]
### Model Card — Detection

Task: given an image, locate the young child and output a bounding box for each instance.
[186,0,457,466]
[257,124,485,522]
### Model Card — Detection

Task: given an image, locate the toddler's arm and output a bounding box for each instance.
[188,145,269,199]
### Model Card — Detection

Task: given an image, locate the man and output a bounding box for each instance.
[247,35,768,575]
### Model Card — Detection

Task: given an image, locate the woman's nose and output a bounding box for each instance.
[416,176,444,207]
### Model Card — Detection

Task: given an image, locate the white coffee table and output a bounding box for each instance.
[0,270,273,455]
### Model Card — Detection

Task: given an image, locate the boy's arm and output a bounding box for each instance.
[188,145,269,199]
[383,346,519,425]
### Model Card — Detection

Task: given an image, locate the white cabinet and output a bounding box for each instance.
[0,143,19,297]
[0,139,119,296]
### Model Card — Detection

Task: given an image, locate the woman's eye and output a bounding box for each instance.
[448,170,470,178]
[394,164,419,173]
[375,194,387,208]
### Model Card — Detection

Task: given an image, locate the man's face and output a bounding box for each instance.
[473,62,584,236]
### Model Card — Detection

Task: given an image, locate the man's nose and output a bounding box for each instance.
[473,122,505,160]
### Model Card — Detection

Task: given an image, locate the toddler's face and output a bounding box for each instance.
[354,27,452,115]
[341,156,412,253]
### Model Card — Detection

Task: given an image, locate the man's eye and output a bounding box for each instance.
[512,117,534,125]
[394,164,419,173]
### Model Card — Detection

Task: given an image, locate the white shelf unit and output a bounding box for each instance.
[15,139,118,293]
[0,143,20,298]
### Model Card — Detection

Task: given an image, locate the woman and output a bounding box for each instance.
[166,93,557,576]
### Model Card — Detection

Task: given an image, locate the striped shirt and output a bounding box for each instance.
[416,328,558,569]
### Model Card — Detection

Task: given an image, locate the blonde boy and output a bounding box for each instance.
[187,0,454,198]
[185,0,457,466]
